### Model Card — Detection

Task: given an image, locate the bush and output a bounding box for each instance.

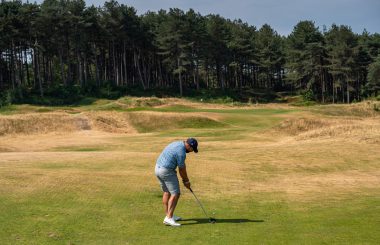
[47,84,81,100]
[17,85,84,106]
[290,100,317,107]
[208,96,235,104]
[0,90,14,107]
[302,89,315,102]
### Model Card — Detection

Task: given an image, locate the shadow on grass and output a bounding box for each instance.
[180,218,264,225]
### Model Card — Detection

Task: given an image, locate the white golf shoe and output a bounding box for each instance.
[163,216,181,227]
[173,214,182,221]
[163,215,182,223]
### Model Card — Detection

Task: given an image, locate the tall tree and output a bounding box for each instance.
[285,21,326,101]
[227,19,255,91]
[366,55,380,96]
[326,24,357,103]
[256,24,284,90]
[205,14,230,89]
[156,8,191,96]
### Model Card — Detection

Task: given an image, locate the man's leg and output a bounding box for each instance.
[162,192,170,215]
[167,194,180,218]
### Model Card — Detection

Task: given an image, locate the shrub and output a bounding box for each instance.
[0,90,14,107]
[302,89,315,102]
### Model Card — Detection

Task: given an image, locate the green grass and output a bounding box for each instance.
[126,106,294,115]
[128,114,226,133]
[0,105,23,115]
[1,185,378,244]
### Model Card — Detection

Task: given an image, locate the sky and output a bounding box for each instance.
[35,0,380,36]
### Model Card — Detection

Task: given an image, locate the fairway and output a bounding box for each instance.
[0,98,379,244]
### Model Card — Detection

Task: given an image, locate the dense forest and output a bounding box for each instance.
[1,0,380,106]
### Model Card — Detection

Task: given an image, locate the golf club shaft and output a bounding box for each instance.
[189,188,209,218]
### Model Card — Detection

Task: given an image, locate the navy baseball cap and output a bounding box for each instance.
[186,138,198,153]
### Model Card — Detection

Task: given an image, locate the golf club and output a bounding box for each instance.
[189,187,216,224]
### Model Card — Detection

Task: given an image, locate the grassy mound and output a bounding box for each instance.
[311,101,380,117]
[0,109,224,136]
[275,116,380,143]
[0,113,90,136]
[127,112,226,133]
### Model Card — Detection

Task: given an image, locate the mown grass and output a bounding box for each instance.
[0,97,379,244]
[0,177,378,245]
[126,106,294,115]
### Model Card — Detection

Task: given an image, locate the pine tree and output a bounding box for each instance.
[156,8,191,96]
[366,55,380,96]
[256,24,284,90]
[285,21,326,101]
[326,25,357,103]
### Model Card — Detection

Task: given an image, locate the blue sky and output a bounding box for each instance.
[35,0,380,36]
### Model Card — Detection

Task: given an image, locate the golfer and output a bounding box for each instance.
[155,138,198,227]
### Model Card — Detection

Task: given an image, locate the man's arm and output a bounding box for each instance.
[178,166,191,189]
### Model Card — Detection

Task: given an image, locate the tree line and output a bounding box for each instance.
[1,0,380,105]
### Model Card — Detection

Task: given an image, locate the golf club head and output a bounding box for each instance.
[209,218,216,224]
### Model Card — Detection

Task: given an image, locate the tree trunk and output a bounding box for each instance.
[123,41,128,85]
[321,71,325,103]
[196,60,199,90]
[19,43,24,89]
[0,49,3,88]
[24,46,30,87]
[77,51,83,87]
[42,54,47,87]
[239,65,243,94]
[206,67,209,88]
[112,42,117,86]
[66,34,71,86]
[158,60,164,87]
[103,48,107,82]
[142,54,148,89]
[147,58,152,89]
[84,53,88,86]
[32,47,37,88]
[58,47,65,86]
[178,58,183,96]
[34,43,43,97]
[332,79,335,104]
[135,50,146,90]
[10,42,15,90]
[49,59,54,88]
[94,45,100,87]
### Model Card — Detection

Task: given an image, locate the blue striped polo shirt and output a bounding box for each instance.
[156,141,186,170]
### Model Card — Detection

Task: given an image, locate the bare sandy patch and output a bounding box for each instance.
[84,111,137,134]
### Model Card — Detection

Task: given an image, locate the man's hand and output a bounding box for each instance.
[183,181,191,189]
[179,166,190,189]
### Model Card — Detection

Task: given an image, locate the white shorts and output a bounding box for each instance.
[155,165,180,195]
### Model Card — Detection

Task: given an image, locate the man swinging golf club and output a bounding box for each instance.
[155,138,198,227]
